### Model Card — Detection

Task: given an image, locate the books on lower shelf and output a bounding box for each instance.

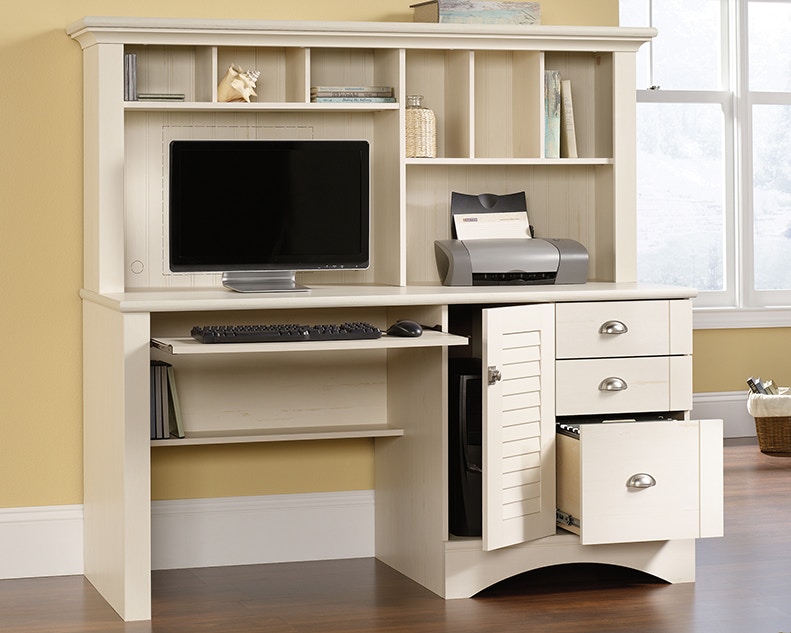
[151,361,185,440]
[310,85,394,103]
[545,72,578,159]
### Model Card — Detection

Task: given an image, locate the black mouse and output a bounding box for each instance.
[386,319,423,337]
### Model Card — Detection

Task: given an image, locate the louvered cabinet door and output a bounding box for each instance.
[481,303,556,552]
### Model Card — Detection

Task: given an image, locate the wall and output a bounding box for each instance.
[14,0,751,510]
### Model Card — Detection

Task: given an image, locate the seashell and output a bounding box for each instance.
[217,65,260,103]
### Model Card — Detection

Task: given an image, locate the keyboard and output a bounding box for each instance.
[190,322,382,344]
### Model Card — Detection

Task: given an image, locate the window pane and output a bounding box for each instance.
[749,2,791,92]
[652,0,721,90]
[752,105,791,290]
[636,103,725,291]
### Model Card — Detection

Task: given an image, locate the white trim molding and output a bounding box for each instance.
[0,491,374,581]
[0,504,84,579]
[692,390,755,439]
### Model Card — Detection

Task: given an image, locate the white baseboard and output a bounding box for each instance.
[691,391,755,439]
[0,491,374,580]
[0,505,84,579]
[0,391,752,580]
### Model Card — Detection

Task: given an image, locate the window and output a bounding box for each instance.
[620,0,791,326]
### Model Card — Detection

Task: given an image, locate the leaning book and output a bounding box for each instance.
[544,70,561,159]
[560,79,578,158]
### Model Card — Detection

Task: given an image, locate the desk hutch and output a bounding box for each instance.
[68,17,723,622]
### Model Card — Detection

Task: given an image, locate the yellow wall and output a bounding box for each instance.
[8,0,725,509]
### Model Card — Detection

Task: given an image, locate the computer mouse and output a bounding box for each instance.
[386,319,423,337]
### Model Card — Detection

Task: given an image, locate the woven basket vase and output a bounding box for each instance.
[405,95,436,158]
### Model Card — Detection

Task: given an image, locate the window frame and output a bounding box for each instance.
[627,0,791,329]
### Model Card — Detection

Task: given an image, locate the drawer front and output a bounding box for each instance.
[557,420,703,545]
[556,356,692,416]
[556,300,691,359]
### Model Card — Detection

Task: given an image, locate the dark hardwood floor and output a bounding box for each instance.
[2,439,790,633]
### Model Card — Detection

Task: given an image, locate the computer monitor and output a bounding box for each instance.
[168,139,370,292]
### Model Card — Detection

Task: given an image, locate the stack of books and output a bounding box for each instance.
[137,93,186,102]
[747,376,781,395]
[310,85,395,103]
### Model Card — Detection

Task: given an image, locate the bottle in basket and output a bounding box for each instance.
[405,94,436,158]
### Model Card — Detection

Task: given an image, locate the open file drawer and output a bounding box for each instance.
[556,419,723,545]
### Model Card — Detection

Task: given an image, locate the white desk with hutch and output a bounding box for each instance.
[68,17,723,622]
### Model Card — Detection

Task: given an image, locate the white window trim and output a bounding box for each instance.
[632,0,791,328]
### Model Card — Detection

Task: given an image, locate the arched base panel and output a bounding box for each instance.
[443,532,696,599]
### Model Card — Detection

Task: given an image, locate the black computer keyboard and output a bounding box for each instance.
[190,322,382,344]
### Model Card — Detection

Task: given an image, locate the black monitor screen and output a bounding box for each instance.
[169,139,370,273]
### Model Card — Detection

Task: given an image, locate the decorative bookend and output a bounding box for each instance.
[217,65,261,103]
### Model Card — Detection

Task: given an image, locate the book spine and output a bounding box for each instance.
[311,97,397,103]
[544,70,561,159]
[311,91,393,98]
[310,85,393,93]
[560,79,578,159]
[124,53,137,101]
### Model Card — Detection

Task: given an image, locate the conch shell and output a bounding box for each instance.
[217,65,260,103]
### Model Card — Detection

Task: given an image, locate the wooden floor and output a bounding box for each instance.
[2,439,790,633]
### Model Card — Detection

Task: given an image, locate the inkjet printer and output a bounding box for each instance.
[434,237,588,286]
[434,191,589,286]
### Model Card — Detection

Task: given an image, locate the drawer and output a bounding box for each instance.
[555,300,692,359]
[556,419,724,545]
[555,356,692,416]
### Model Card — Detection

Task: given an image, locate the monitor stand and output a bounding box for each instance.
[221,271,310,293]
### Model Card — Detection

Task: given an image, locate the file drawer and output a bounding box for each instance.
[555,300,692,359]
[556,419,723,545]
[555,356,692,416]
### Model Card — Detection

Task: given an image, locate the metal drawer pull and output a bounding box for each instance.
[487,366,502,386]
[627,473,657,489]
[598,377,628,391]
[599,320,628,335]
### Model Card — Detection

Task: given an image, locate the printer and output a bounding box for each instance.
[435,237,588,286]
[434,191,589,286]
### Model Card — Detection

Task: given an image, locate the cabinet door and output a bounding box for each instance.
[481,304,556,551]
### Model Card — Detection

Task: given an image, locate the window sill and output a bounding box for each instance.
[694,307,791,330]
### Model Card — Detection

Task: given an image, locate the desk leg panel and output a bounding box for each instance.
[83,302,151,621]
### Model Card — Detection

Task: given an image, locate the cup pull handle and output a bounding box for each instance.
[599,320,628,335]
[627,473,656,489]
[598,377,628,391]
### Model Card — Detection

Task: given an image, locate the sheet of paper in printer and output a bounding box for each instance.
[453,211,532,240]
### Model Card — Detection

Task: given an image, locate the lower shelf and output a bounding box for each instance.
[151,424,404,446]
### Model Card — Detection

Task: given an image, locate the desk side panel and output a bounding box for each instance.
[83,301,151,621]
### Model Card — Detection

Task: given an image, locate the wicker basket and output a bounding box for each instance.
[747,391,791,455]
[753,416,791,456]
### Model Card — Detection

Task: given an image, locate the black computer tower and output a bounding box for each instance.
[448,357,483,537]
